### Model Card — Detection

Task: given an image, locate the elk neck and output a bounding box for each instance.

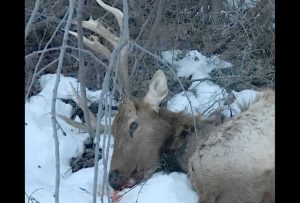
[157,108,219,173]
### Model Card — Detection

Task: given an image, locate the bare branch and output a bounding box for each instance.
[36,59,59,76]
[50,0,75,202]
[92,40,127,203]
[25,47,61,59]
[134,9,153,43]
[130,0,164,78]
[25,0,42,40]
[66,46,108,67]
[26,45,108,69]
[94,3,130,201]
[25,9,69,101]
[77,0,96,140]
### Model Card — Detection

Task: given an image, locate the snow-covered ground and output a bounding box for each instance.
[25,50,257,203]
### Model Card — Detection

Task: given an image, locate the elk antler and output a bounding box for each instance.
[62,0,130,133]
[69,31,112,60]
[70,0,123,54]
[81,18,118,47]
[70,0,129,99]
[96,0,123,28]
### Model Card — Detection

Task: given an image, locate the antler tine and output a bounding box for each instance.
[69,83,98,130]
[57,114,87,130]
[69,0,130,100]
[69,0,123,57]
[69,31,112,60]
[96,0,123,28]
[57,113,108,135]
[82,19,119,47]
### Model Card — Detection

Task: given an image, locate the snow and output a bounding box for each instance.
[25,50,258,203]
[162,50,232,80]
[25,74,112,203]
[167,80,227,116]
[118,172,198,203]
[223,89,258,117]
[162,50,231,116]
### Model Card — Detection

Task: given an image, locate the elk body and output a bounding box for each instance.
[109,70,275,203]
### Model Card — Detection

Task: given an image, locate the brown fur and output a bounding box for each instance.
[110,101,223,189]
[109,71,275,203]
[189,90,275,203]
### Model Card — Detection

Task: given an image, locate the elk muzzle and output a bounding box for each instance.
[108,169,123,190]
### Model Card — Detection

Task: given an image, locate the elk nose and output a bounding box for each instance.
[108,170,122,191]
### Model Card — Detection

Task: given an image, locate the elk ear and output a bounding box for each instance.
[143,70,168,112]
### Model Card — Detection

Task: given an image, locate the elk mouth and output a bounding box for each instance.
[110,167,156,191]
[109,168,144,191]
[121,169,143,190]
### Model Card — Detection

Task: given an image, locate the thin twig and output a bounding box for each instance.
[29,188,44,198]
[190,78,215,83]
[56,120,66,136]
[25,47,61,59]
[105,72,118,199]
[117,167,158,200]
[100,77,116,203]
[79,187,92,195]
[50,1,75,202]
[36,59,59,76]
[77,0,95,140]
[130,0,164,78]
[38,23,49,51]
[25,188,44,203]
[135,181,147,203]
[25,8,69,101]
[100,92,109,203]
[134,8,153,43]
[25,0,42,40]
[92,32,127,203]
[25,46,107,69]
[67,46,108,68]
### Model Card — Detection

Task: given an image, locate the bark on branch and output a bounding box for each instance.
[50,1,75,202]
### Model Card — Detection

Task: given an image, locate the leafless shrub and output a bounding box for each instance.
[201,0,275,91]
[25,0,274,100]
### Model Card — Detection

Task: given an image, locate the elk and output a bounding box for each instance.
[109,70,275,203]
[59,1,275,202]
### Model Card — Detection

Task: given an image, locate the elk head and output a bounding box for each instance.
[109,70,170,190]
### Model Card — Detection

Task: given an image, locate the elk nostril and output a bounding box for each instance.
[108,170,122,190]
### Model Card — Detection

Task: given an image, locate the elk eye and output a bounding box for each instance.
[129,122,138,137]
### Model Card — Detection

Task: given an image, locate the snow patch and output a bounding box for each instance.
[118,172,198,203]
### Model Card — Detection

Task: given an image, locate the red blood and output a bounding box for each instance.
[110,191,122,203]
